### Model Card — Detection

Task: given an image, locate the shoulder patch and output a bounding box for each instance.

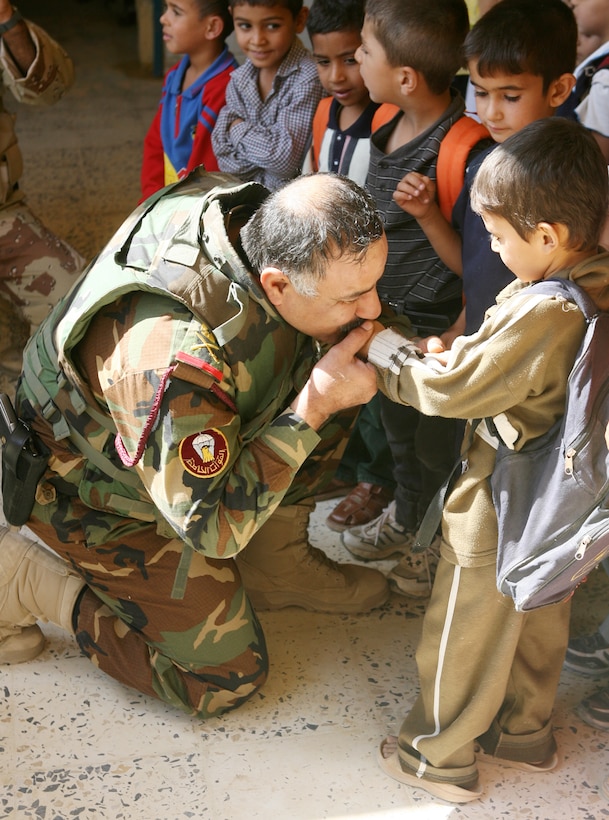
[179,428,230,478]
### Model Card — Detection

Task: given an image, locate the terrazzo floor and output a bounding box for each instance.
[2,497,609,820]
[1,1,609,818]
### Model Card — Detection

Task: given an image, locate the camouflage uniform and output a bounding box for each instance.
[0,20,84,384]
[15,170,354,718]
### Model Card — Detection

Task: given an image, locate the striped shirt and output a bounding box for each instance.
[367,91,465,319]
[302,98,380,187]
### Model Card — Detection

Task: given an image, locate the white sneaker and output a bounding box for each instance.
[387,536,440,598]
[341,501,415,561]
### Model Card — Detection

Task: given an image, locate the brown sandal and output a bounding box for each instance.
[326,483,394,532]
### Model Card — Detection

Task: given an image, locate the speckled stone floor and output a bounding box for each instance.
[1,2,609,818]
[2,497,609,820]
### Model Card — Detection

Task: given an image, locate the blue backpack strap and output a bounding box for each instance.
[530,277,598,321]
[557,52,609,119]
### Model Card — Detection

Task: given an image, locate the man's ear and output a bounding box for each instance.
[259,267,290,306]
[549,73,576,108]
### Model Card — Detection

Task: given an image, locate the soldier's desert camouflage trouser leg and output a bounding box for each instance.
[0,201,84,379]
[27,498,269,720]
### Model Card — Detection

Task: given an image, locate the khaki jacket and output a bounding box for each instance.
[368,253,609,566]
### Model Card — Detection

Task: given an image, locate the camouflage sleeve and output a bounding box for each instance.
[95,293,321,559]
[0,21,74,106]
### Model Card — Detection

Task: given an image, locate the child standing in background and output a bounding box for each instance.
[303,0,380,186]
[140,0,237,200]
[378,0,577,592]
[395,0,577,339]
[212,0,322,190]
[303,0,396,534]
[558,0,609,162]
[341,0,488,599]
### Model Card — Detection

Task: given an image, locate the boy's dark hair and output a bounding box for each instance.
[363,0,469,95]
[307,0,365,37]
[228,0,303,16]
[471,118,609,252]
[464,0,577,93]
[196,1,234,37]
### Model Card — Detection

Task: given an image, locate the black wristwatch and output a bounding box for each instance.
[0,7,23,36]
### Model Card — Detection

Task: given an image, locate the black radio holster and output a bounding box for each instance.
[0,393,49,526]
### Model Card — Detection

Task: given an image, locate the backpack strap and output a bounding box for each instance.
[556,50,609,119]
[530,277,598,322]
[436,116,490,221]
[371,106,490,222]
[311,97,334,172]
[371,102,400,132]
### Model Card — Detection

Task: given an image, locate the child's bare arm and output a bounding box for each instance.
[440,307,466,350]
[393,172,463,275]
[393,172,436,220]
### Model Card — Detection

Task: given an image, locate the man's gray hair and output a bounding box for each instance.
[241,173,385,296]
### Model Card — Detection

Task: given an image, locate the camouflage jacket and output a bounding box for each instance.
[0,20,74,207]
[18,171,333,574]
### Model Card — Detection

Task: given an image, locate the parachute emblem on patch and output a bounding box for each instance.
[179,428,229,478]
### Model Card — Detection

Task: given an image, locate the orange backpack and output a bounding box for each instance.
[311,99,490,222]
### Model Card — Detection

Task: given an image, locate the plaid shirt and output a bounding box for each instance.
[212,39,322,190]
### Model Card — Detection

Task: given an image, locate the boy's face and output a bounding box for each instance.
[355,18,399,105]
[468,62,575,143]
[160,0,215,55]
[230,3,307,71]
[570,0,609,41]
[311,30,370,109]
[481,212,550,283]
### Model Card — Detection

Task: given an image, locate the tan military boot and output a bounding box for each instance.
[235,502,389,613]
[0,526,85,664]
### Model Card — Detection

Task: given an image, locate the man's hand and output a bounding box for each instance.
[290,322,378,430]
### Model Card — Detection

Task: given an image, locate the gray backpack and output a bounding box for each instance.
[492,278,609,610]
[415,277,609,611]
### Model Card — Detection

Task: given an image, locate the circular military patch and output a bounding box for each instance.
[179,428,229,478]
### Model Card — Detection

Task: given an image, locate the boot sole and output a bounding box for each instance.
[245,585,390,614]
[563,659,609,677]
[0,624,45,664]
[388,578,432,599]
[342,543,413,561]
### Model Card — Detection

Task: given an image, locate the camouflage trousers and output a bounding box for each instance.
[23,406,357,718]
[27,496,269,720]
[0,201,84,377]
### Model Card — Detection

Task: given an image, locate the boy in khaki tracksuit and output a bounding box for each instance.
[360,117,609,802]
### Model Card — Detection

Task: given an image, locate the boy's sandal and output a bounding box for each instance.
[377,736,483,804]
[475,744,559,772]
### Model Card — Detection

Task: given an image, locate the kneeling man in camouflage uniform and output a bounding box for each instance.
[0,170,390,718]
